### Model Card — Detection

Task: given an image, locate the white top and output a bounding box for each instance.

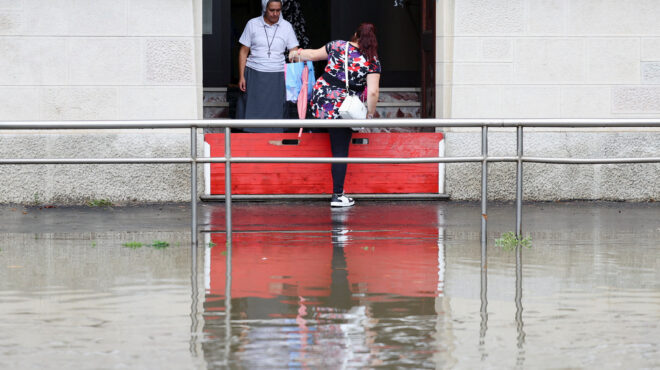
[239,15,299,73]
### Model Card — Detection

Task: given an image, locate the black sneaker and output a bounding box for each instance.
[331,193,355,207]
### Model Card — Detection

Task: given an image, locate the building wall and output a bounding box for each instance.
[437,0,660,201]
[0,0,203,204]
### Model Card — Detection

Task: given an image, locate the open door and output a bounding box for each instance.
[421,0,436,118]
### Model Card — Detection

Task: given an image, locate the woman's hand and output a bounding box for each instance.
[288,49,301,62]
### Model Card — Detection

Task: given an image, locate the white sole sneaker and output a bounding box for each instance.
[331,194,355,207]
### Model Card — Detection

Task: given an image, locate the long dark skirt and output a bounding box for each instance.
[237,67,286,133]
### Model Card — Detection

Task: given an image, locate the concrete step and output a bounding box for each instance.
[203,87,422,119]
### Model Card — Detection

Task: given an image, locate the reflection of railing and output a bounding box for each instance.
[2,119,660,244]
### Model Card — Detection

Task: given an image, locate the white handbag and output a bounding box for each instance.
[338,42,367,120]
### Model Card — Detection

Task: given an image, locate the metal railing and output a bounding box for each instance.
[2,118,660,245]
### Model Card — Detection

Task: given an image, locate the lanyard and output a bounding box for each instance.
[263,24,279,58]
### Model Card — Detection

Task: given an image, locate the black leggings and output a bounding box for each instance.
[329,127,353,194]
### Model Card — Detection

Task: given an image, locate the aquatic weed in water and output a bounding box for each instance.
[495,232,532,251]
[151,240,169,249]
[122,241,144,249]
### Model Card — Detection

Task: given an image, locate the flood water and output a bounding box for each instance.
[1,201,658,369]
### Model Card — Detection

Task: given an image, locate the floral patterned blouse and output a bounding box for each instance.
[310,40,382,119]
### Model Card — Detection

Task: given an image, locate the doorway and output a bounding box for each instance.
[202,0,434,117]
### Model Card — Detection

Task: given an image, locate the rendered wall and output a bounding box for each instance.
[0,0,203,204]
[437,0,660,201]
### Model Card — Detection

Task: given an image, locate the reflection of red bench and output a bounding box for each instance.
[204,132,444,195]
[206,203,443,300]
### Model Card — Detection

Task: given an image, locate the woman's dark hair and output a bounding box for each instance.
[352,23,378,61]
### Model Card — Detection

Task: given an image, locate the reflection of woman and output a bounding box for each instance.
[289,23,381,207]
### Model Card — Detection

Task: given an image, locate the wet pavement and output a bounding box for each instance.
[1,201,659,369]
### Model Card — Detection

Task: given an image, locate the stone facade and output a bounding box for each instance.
[436,0,660,201]
[0,0,203,204]
[1,1,659,203]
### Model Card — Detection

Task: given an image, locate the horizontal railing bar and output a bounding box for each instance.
[522,157,660,164]
[199,156,488,164]
[0,158,192,165]
[2,118,660,130]
[2,156,658,165]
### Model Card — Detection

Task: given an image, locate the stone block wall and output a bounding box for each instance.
[436,0,660,201]
[0,0,203,204]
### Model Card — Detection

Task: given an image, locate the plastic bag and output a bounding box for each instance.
[285,61,315,103]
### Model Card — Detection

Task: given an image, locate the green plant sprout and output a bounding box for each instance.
[87,199,113,207]
[495,232,532,251]
[122,241,144,249]
[151,240,169,249]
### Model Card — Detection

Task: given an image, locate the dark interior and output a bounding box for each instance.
[203,0,423,88]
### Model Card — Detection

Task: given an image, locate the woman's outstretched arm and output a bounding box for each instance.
[288,46,328,62]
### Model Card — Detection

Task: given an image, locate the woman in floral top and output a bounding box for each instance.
[289,23,381,207]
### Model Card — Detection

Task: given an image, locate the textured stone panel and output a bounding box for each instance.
[453,63,513,84]
[641,62,660,84]
[21,0,69,35]
[0,130,195,203]
[560,86,611,118]
[0,11,21,35]
[128,0,193,36]
[452,86,502,118]
[445,130,660,201]
[500,86,560,118]
[482,39,512,61]
[40,87,118,120]
[453,37,480,62]
[587,38,640,83]
[642,38,660,61]
[637,0,660,36]
[68,38,142,85]
[0,38,67,85]
[612,87,660,113]
[0,87,40,120]
[119,87,198,119]
[567,0,641,35]
[145,39,194,84]
[515,39,585,82]
[455,0,524,35]
[68,0,126,36]
[527,0,565,34]
[0,0,21,9]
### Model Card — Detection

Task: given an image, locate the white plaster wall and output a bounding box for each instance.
[437,0,660,201]
[0,0,203,204]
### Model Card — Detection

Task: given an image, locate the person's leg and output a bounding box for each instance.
[328,128,354,207]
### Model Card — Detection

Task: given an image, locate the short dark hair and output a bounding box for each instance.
[352,23,379,61]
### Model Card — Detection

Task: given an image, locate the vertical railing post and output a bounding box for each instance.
[224,126,232,244]
[516,125,523,237]
[190,125,198,246]
[223,125,233,365]
[479,124,489,355]
[481,125,488,246]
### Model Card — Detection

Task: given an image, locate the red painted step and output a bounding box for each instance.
[204,132,444,195]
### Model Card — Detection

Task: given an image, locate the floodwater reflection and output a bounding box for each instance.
[202,204,445,368]
[1,202,659,369]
